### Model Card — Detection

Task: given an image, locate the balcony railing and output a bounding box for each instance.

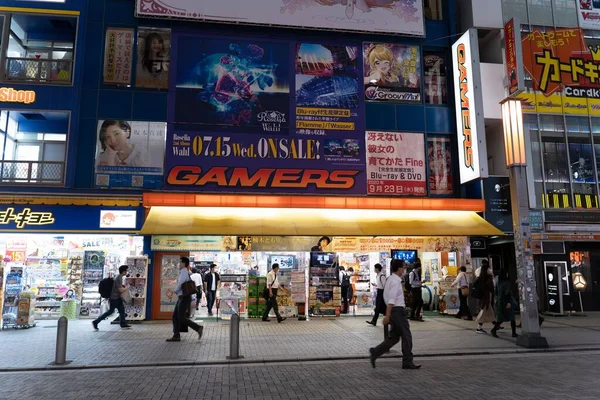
[5,58,73,84]
[0,161,65,185]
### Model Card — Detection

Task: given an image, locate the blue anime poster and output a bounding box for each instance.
[171,34,291,133]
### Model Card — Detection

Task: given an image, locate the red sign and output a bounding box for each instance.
[505,19,519,95]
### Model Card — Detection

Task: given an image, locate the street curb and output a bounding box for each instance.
[1,346,599,373]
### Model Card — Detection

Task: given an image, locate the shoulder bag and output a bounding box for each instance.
[182,271,197,296]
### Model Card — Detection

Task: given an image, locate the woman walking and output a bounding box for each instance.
[475,263,495,334]
[491,270,518,338]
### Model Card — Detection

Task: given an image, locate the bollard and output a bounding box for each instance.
[54,316,68,365]
[226,313,243,360]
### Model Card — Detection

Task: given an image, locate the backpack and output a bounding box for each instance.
[341,272,350,288]
[99,277,114,299]
[470,276,484,299]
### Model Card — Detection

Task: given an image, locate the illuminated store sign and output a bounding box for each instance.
[0,88,36,104]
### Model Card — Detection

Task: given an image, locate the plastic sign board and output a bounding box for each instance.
[504,18,524,96]
[0,88,35,104]
[452,29,488,185]
[100,210,137,229]
[576,0,600,30]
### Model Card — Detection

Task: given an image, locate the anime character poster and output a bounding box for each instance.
[424,51,447,105]
[363,43,421,102]
[171,34,290,134]
[427,137,453,195]
[135,28,171,89]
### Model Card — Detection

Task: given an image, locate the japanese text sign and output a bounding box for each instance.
[104,28,134,85]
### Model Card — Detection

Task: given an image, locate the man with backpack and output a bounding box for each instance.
[409,262,425,321]
[93,265,131,330]
[340,266,350,314]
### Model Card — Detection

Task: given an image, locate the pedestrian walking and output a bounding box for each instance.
[367,263,389,340]
[93,265,131,330]
[167,257,204,342]
[262,263,286,323]
[203,263,220,316]
[339,265,350,314]
[491,270,519,338]
[452,266,472,320]
[190,267,203,311]
[409,262,425,321]
[475,262,495,334]
[369,259,421,370]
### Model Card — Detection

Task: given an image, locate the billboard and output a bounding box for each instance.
[104,28,134,85]
[504,18,524,96]
[363,43,421,102]
[576,0,600,30]
[518,27,600,116]
[135,28,171,89]
[135,0,424,36]
[94,120,166,189]
[166,33,366,195]
[427,136,453,195]
[452,29,488,185]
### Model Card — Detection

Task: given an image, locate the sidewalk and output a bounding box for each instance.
[1,313,599,371]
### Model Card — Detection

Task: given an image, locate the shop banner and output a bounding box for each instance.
[237,236,318,252]
[427,137,453,195]
[518,27,600,116]
[104,28,134,85]
[94,120,166,189]
[135,28,171,89]
[151,235,237,251]
[366,131,426,196]
[363,43,421,102]
[576,0,600,30]
[331,236,468,253]
[166,33,366,195]
[504,18,524,96]
[482,176,512,233]
[135,0,424,36]
[424,51,447,105]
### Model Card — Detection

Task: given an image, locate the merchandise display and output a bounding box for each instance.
[247,276,267,318]
[123,256,149,321]
[67,251,84,300]
[80,250,105,318]
[309,252,340,316]
[17,291,36,327]
[219,273,247,320]
[0,261,4,328]
[273,268,297,318]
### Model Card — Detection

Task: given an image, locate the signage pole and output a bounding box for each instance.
[509,165,548,348]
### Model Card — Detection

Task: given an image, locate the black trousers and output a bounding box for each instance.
[262,288,282,321]
[172,295,202,338]
[457,289,471,318]
[371,307,414,366]
[341,286,349,314]
[370,289,389,339]
[410,288,423,319]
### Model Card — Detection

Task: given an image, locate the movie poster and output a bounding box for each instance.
[94,120,166,189]
[135,28,171,89]
[427,137,453,195]
[171,35,290,133]
[363,43,421,102]
[424,51,447,105]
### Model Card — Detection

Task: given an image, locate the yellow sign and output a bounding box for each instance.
[0,87,36,104]
[0,208,54,228]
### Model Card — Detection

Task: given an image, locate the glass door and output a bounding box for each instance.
[151,252,188,319]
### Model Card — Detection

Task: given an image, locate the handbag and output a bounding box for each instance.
[461,287,470,297]
[181,272,197,296]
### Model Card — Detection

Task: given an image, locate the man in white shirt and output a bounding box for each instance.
[367,264,388,334]
[203,264,220,316]
[452,266,472,320]
[369,259,421,370]
[190,268,203,311]
[262,263,286,323]
[166,257,204,342]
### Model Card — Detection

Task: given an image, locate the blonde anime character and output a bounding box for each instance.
[364,44,401,85]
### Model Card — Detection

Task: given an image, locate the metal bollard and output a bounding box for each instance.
[54,316,68,365]
[226,313,243,360]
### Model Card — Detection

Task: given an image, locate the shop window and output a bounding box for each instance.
[502,0,529,24]
[0,110,67,185]
[2,13,76,85]
[424,0,443,20]
[540,115,571,208]
[566,116,597,209]
[526,114,546,209]
[528,0,554,26]
[552,0,578,27]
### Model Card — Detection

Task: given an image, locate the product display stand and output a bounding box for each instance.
[309,253,340,317]
[0,262,5,329]
[80,251,105,319]
[114,256,149,323]
[219,274,247,320]
[291,270,307,320]
[247,275,267,318]
[2,272,23,329]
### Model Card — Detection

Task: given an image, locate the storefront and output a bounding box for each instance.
[0,199,146,328]
[141,193,502,320]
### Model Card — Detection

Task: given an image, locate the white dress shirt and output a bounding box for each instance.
[174,268,189,296]
[190,272,203,287]
[409,269,422,288]
[452,271,469,288]
[383,273,405,307]
[267,270,280,289]
[376,272,387,290]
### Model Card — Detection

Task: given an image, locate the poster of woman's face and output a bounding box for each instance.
[136,28,171,89]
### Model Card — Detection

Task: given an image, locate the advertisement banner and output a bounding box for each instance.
[104,28,134,85]
[135,0,424,36]
[331,236,468,252]
[518,27,600,116]
[135,28,171,89]
[427,136,453,195]
[482,176,512,233]
[576,0,600,30]
[151,235,237,251]
[94,120,166,189]
[363,43,421,102]
[167,33,366,195]
[452,29,488,184]
[424,51,447,105]
[504,18,524,96]
[365,131,426,196]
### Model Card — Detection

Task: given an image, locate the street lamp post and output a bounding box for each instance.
[501,99,548,348]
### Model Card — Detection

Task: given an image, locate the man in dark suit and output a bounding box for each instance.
[203,264,220,316]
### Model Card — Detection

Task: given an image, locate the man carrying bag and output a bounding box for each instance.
[166,257,204,342]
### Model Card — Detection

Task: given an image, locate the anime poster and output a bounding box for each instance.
[295,43,362,136]
[424,51,447,105]
[135,28,171,89]
[363,43,421,102]
[427,137,453,195]
[94,120,166,189]
[171,35,290,133]
[135,0,425,36]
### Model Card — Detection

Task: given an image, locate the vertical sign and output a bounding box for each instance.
[104,28,134,85]
[504,18,524,96]
[452,29,488,184]
[544,261,565,315]
[427,137,453,195]
[366,131,426,196]
[482,177,512,233]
